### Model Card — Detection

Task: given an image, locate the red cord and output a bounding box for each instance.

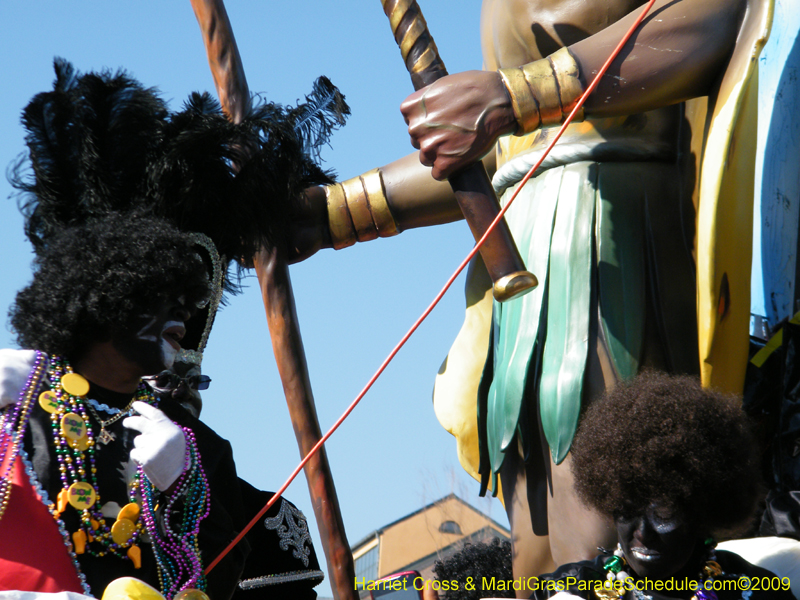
[204,0,657,576]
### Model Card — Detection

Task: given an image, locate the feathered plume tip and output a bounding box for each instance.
[289,76,350,162]
[11,60,351,292]
[151,77,350,277]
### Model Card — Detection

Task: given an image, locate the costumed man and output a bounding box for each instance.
[526,371,796,600]
[0,214,324,600]
[285,0,773,587]
[0,58,350,599]
[146,360,325,598]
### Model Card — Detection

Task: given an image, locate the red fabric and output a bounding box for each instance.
[0,441,83,593]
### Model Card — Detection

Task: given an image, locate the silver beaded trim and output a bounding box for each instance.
[176,232,225,367]
[263,498,313,567]
[20,448,91,596]
[238,569,325,590]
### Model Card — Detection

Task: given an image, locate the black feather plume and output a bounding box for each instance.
[10,59,350,295]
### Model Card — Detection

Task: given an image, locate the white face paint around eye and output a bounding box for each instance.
[159,320,183,368]
[135,315,159,343]
[116,301,187,375]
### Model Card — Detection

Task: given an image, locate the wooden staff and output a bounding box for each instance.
[381,0,538,302]
[188,2,357,598]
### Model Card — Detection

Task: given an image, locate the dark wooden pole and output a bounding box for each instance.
[189,2,357,598]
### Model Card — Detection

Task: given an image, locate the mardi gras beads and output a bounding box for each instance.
[47,355,148,562]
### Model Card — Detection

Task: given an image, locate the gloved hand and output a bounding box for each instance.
[123,401,187,492]
[0,349,38,409]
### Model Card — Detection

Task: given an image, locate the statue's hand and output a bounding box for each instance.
[400,70,517,181]
[286,185,332,263]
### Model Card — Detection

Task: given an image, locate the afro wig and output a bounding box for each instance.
[570,371,761,537]
[9,212,209,360]
[432,539,514,600]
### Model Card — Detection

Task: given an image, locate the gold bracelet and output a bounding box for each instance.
[325,168,399,250]
[325,181,356,250]
[498,47,585,135]
[549,46,584,120]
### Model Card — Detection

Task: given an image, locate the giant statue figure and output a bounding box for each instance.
[288,0,774,587]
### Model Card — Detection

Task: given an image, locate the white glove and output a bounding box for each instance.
[123,401,187,492]
[0,349,38,409]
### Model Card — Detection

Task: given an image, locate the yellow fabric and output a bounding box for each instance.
[695,0,774,393]
[432,255,502,501]
[101,577,166,600]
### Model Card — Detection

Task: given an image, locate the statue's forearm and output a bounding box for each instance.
[382,151,463,231]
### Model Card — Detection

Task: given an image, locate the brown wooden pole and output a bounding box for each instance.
[189,2,357,598]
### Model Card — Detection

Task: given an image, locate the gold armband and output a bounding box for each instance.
[498,47,585,135]
[325,168,400,250]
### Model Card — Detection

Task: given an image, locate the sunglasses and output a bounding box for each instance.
[142,371,212,392]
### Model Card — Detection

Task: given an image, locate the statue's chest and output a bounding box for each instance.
[481,0,646,68]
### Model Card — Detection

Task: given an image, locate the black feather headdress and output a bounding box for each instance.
[10,58,349,359]
[12,58,349,280]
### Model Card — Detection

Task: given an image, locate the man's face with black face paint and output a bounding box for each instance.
[111,297,192,376]
[615,504,697,580]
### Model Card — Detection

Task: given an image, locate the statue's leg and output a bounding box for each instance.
[546,453,616,566]
[500,439,555,597]
[545,268,676,566]
[500,270,619,584]
[545,331,617,566]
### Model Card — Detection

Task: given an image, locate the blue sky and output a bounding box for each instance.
[0,1,508,596]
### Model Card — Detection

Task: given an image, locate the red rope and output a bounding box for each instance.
[204,0,657,576]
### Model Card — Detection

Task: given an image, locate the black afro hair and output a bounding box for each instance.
[9,212,209,360]
[432,539,514,600]
[570,371,761,537]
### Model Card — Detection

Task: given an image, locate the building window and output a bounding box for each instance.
[355,545,379,587]
[439,520,462,534]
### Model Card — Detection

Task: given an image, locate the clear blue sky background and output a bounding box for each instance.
[0,1,509,596]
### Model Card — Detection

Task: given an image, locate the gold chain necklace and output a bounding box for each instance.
[85,398,136,445]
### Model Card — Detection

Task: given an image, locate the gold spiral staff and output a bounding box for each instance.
[380,0,538,301]
[382,0,447,89]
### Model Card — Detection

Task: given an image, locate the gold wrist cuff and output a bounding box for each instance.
[498,47,585,135]
[325,182,356,250]
[498,68,540,134]
[361,168,399,238]
[549,47,585,121]
[325,168,399,250]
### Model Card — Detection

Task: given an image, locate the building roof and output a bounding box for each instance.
[351,493,509,552]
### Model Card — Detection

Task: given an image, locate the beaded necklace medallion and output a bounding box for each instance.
[2,353,212,599]
[46,355,148,565]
